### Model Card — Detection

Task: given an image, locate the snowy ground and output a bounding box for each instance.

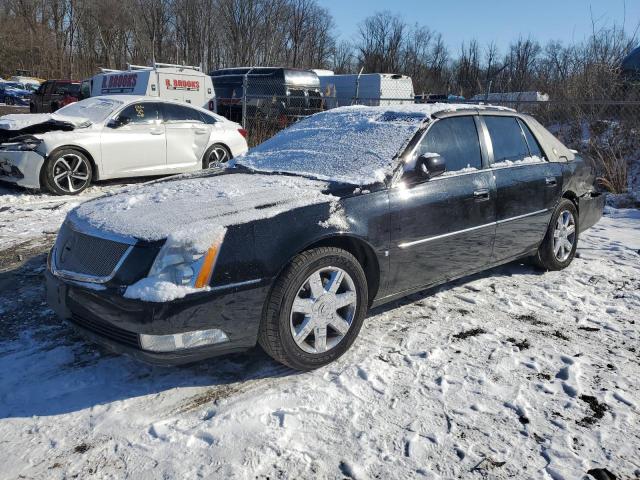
[0,183,639,479]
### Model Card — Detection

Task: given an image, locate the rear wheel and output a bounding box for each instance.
[533,198,579,270]
[259,247,368,370]
[202,143,231,169]
[43,149,92,195]
[6,97,14,106]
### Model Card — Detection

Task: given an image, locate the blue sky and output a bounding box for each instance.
[321,0,640,53]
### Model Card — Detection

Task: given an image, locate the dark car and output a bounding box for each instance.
[30,80,81,113]
[45,104,604,370]
[210,67,323,126]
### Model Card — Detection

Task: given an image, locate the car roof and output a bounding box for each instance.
[326,103,515,124]
[89,95,229,121]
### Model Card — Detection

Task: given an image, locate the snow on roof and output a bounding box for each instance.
[71,172,334,241]
[235,103,489,185]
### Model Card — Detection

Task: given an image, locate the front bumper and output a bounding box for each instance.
[45,270,271,365]
[578,191,606,232]
[0,150,44,188]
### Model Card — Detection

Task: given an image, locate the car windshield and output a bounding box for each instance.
[54,97,123,124]
[235,106,427,185]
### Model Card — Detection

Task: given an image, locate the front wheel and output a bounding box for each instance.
[259,247,369,370]
[42,149,93,195]
[533,198,579,270]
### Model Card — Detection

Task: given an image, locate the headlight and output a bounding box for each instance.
[0,137,42,151]
[147,230,225,289]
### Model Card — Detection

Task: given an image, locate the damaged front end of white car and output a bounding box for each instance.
[0,135,46,189]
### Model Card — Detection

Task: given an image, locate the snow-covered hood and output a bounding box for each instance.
[0,113,89,131]
[70,172,336,241]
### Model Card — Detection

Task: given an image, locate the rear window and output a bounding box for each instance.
[162,103,206,123]
[518,118,544,158]
[484,116,530,163]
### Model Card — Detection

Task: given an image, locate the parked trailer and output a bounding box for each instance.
[318,72,415,108]
[210,67,322,125]
[89,63,216,110]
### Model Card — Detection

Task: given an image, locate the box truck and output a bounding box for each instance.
[318,72,414,108]
[89,63,216,110]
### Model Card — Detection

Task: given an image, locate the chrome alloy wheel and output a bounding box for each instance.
[553,210,576,262]
[289,266,358,354]
[52,154,90,193]
[206,146,230,168]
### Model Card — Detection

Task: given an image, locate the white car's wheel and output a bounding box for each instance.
[43,149,93,196]
[202,143,231,169]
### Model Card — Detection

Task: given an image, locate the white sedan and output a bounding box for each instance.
[0,95,248,195]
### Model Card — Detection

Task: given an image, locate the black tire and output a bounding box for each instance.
[533,198,579,271]
[259,247,369,371]
[6,97,14,106]
[42,149,93,195]
[29,103,36,113]
[202,143,232,169]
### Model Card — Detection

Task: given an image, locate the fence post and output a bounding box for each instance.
[242,72,248,129]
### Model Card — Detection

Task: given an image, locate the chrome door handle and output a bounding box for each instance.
[473,189,490,200]
[194,129,208,135]
[149,129,164,135]
[545,177,557,186]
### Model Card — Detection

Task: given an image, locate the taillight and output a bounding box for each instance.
[208,100,215,111]
[238,128,248,138]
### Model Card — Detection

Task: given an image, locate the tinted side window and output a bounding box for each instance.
[518,118,545,159]
[163,103,205,123]
[117,102,161,125]
[418,116,482,172]
[54,83,70,95]
[484,116,529,163]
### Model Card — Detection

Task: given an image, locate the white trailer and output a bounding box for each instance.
[318,73,414,108]
[89,63,216,110]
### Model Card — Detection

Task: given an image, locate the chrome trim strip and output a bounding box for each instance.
[51,245,134,284]
[398,221,495,248]
[209,278,263,291]
[495,208,548,224]
[398,208,549,248]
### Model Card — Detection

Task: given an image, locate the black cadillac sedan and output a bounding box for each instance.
[46,104,605,370]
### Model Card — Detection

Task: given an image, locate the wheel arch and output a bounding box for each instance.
[44,145,99,180]
[562,190,579,212]
[293,233,381,305]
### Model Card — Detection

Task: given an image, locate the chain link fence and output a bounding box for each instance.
[212,73,639,197]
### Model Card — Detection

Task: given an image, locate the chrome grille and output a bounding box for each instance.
[53,222,130,281]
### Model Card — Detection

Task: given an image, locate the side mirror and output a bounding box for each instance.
[415,153,446,179]
[106,118,123,128]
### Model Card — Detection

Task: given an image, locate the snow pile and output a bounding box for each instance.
[72,172,335,241]
[123,278,207,302]
[318,202,349,230]
[492,155,546,168]
[441,165,478,176]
